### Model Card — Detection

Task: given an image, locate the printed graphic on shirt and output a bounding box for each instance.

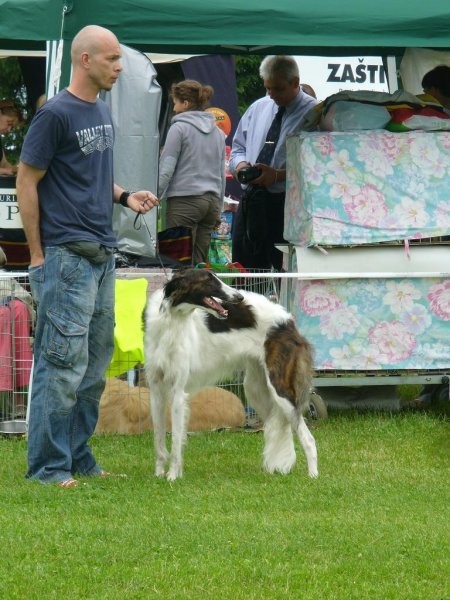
[75,124,114,155]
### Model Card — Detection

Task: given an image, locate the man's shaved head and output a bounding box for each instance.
[67,25,122,100]
[71,25,119,64]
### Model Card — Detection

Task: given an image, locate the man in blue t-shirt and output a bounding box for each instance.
[16,25,158,488]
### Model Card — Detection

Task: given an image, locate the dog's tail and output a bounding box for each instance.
[293,333,314,413]
[265,320,314,415]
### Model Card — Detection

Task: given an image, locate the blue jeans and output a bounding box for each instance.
[26,246,115,483]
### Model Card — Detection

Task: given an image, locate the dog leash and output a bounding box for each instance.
[133,208,170,280]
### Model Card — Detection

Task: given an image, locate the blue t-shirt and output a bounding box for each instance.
[20,90,116,247]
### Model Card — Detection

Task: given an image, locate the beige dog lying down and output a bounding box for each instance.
[96,377,245,435]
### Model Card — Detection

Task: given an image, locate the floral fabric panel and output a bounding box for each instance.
[285,130,450,246]
[292,277,450,370]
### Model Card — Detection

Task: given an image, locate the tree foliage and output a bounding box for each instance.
[0,57,29,163]
[234,55,266,116]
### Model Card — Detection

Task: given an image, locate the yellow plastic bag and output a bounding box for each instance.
[107,278,148,377]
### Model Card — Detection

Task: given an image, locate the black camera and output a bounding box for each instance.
[237,166,262,184]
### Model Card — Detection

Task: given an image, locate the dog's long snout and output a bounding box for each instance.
[218,277,244,304]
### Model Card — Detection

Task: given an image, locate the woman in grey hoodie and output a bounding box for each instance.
[158,80,226,265]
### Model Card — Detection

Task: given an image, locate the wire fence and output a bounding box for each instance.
[1,266,448,434]
[0,272,33,433]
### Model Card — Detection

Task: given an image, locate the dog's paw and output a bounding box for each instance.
[263,456,296,475]
[264,463,294,475]
[308,469,319,479]
[167,466,183,481]
[155,466,166,478]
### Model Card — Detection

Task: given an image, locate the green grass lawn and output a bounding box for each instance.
[1,412,448,600]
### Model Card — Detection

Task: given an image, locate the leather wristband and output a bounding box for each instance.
[119,190,130,207]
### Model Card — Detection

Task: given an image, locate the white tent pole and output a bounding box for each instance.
[386,55,399,92]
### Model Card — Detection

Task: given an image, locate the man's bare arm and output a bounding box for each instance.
[16,162,47,267]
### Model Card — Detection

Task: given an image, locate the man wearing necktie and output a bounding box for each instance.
[229,56,317,270]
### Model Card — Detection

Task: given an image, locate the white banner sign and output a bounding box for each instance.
[0,186,22,228]
[295,56,389,102]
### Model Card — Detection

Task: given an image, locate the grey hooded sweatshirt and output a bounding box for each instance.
[158,110,226,205]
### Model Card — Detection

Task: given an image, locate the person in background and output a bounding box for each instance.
[301,83,317,99]
[0,99,24,176]
[158,80,226,265]
[229,56,317,270]
[16,24,158,488]
[420,65,450,112]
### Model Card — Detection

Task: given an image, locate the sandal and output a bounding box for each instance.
[57,478,78,488]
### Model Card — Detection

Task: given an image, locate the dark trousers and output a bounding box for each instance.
[232,190,286,270]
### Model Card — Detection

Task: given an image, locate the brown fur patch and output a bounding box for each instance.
[206,300,257,332]
[264,320,313,406]
[95,378,245,435]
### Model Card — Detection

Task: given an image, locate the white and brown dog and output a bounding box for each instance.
[144,268,318,481]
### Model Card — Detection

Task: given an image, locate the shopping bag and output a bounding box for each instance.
[157,226,193,264]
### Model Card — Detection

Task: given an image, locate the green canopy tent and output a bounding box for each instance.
[1,0,449,88]
[1,0,449,56]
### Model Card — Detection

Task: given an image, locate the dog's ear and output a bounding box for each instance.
[164,277,178,299]
[164,268,191,300]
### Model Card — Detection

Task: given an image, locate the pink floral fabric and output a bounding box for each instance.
[285,130,450,246]
[293,277,450,370]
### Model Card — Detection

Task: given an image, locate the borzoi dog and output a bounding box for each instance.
[143,268,318,481]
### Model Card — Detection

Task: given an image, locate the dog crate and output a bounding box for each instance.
[203,264,280,300]
[107,267,309,431]
[0,271,33,436]
[105,267,328,430]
